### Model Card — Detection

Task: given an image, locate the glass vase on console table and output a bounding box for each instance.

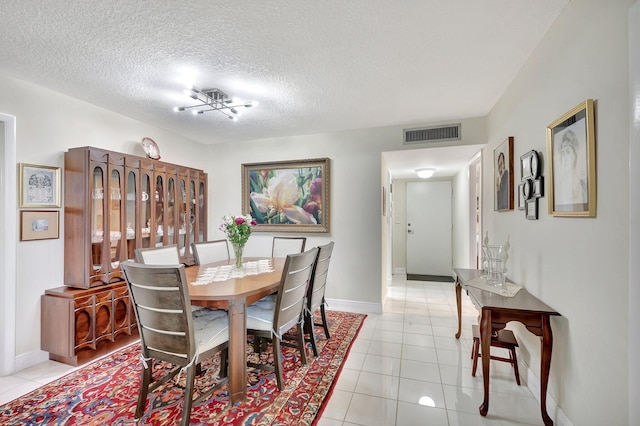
[486,245,507,289]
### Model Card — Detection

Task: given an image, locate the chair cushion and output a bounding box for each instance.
[246,304,274,331]
[249,293,277,310]
[192,309,229,352]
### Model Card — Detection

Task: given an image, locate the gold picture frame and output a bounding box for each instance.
[20,210,60,241]
[242,158,330,233]
[547,99,596,217]
[19,163,61,208]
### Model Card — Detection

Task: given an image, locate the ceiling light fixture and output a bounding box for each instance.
[173,87,258,121]
[416,168,435,178]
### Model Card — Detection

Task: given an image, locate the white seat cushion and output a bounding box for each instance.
[192,309,229,352]
[246,304,274,331]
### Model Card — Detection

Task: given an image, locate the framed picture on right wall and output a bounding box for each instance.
[546,99,596,217]
[494,136,514,212]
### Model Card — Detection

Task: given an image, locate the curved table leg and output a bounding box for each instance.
[455,279,462,339]
[540,315,554,426]
[479,309,491,416]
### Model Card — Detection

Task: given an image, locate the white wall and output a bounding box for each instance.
[628,2,639,424]
[205,122,486,309]
[452,154,482,270]
[485,0,633,424]
[207,128,389,307]
[0,74,207,369]
[391,181,407,274]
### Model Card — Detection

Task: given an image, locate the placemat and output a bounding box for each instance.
[192,259,274,285]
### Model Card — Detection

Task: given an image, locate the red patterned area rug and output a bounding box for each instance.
[0,310,365,426]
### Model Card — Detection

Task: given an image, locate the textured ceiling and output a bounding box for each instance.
[0,0,568,175]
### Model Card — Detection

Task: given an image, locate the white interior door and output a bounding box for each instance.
[406,181,452,276]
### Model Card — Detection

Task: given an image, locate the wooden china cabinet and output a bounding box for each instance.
[41,146,208,365]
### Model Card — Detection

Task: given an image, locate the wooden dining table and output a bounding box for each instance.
[185,257,285,405]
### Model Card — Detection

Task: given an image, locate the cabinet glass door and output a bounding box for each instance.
[178,179,187,256]
[91,166,105,273]
[198,181,206,242]
[126,170,137,260]
[167,177,176,248]
[155,175,164,247]
[141,173,151,248]
[189,180,196,251]
[109,169,122,269]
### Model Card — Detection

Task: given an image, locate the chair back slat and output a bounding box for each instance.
[308,242,334,312]
[135,244,181,265]
[274,248,318,336]
[272,236,307,258]
[191,240,230,265]
[122,261,195,365]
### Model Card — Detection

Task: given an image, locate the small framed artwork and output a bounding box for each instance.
[518,180,533,210]
[520,150,540,180]
[525,199,538,220]
[494,136,514,211]
[547,99,596,217]
[242,158,330,233]
[532,177,544,198]
[20,210,60,241]
[19,163,61,208]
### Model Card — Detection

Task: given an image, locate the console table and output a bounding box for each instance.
[453,268,561,426]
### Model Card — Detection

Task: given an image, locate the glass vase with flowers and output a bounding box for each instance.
[219,214,257,268]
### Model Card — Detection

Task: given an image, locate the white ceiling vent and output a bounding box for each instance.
[403,123,461,145]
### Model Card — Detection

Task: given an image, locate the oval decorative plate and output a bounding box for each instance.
[141,137,161,160]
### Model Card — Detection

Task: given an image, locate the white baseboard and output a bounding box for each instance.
[520,358,573,426]
[325,298,383,314]
[393,267,406,275]
[13,349,49,374]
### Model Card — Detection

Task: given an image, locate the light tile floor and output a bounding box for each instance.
[317,275,544,426]
[0,275,544,425]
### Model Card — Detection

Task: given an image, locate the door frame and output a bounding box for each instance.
[0,113,17,375]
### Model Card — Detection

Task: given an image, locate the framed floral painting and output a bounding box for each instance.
[241,158,330,233]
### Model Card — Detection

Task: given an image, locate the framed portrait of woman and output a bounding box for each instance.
[547,99,596,217]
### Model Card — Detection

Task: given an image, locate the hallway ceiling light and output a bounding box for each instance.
[416,168,435,178]
[174,87,258,121]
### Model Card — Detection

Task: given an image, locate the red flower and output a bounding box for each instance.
[303,201,319,215]
[235,217,246,225]
[310,178,322,203]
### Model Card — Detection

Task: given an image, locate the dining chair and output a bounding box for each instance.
[271,236,307,258]
[470,324,521,385]
[252,236,308,309]
[304,241,334,356]
[121,261,230,426]
[135,244,180,265]
[135,244,207,313]
[191,240,230,265]
[246,247,318,390]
